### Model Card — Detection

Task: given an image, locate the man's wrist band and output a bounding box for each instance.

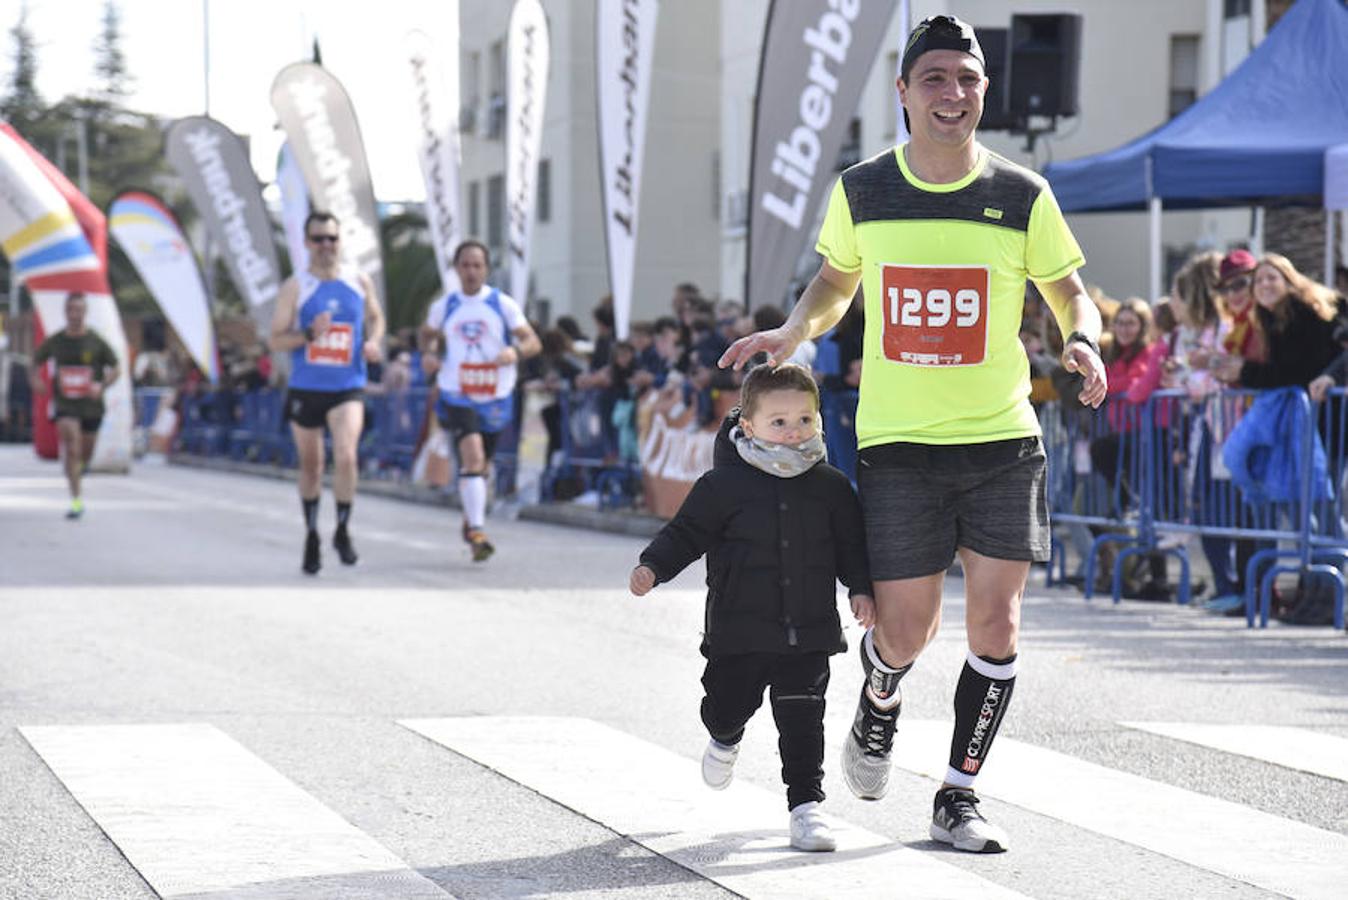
[303,325,315,342]
[1066,331,1100,357]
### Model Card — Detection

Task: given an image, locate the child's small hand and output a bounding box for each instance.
[630,565,656,596]
[850,593,876,629]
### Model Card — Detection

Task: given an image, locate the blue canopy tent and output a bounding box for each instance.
[1042,0,1348,296]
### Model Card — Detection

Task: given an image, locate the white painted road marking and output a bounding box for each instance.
[20,723,448,899]
[1123,721,1348,783]
[401,716,1032,900]
[893,720,1348,900]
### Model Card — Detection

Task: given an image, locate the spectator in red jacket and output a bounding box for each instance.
[1089,298,1172,597]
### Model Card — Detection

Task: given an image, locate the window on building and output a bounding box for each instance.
[1168,35,1200,118]
[537,159,551,224]
[488,40,505,96]
[468,180,481,238]
[487,40,507,139]
[1223,0,1251,18]
[487,174,504,253]
[461,51,481,134]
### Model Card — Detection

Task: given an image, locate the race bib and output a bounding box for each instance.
[459,361,498,399]
[57,365,94,398]
[305,323,355,366]
[880,265,989,367]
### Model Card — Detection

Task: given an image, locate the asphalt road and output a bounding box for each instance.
[2,445,1346,900]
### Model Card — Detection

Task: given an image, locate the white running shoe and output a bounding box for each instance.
[701,739,738,790]
[930,787,1009,853]
[789,801,837,852]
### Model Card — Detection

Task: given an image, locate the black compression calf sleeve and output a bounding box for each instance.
[336,501,352,529]
[860,629,911,712]
[946,650,1017,788]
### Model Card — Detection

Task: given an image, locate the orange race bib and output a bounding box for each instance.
[57,365,94,398]
[880,264,989,367]
[459,361,498,399]
[305,323,355,366]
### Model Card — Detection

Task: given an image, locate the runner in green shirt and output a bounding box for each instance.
[31,291,120,519]
[721,14,1106,854]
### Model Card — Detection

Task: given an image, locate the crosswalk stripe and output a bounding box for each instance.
[400,716,1032,900]
[1122,721,1348,783]
[892,720,1348,900]
[20,723,448,899]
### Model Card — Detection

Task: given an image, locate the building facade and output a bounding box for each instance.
[720,0,1274,306]
[459,1,1314,321]
[458,0,722,326]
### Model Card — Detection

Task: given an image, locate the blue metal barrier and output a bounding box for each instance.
[1040,389,1170,599]
[176,390,233,456]
[1043,386,1346,629]
[132,387,173,429]
[821,389,858,483]
[538,388,641,509]
[363,389,429,476]
[227,389,287,463]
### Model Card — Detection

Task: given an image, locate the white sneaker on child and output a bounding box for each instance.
[701,739,738,790]
[789,801,837,852]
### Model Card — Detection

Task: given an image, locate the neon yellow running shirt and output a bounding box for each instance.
[816,144,1083,447]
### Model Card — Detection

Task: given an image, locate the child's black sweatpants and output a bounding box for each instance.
[700,650,830,809]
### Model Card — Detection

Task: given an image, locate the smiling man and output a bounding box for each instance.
[719,14,1106,853]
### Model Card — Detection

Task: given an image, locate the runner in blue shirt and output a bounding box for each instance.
[270,211,385,574]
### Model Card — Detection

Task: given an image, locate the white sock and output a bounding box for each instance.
[459,474,487,529]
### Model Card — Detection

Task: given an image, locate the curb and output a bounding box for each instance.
[167,453,666,539]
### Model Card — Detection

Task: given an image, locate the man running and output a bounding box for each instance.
[720,14,1106,853]
[271,211,385,574]
[419,240,540,562]
[31,291,120,519]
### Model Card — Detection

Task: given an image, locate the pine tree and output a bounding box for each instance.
[0,3,43,127]
[92,0,133,107]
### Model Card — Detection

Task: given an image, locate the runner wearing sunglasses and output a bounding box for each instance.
[271,211,385,574]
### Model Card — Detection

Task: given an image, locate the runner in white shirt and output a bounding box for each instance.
[420,240,541,561]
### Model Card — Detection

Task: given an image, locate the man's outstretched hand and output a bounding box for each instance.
[717,326,801,371]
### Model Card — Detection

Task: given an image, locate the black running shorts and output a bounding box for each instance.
[857,436,1050,581]
[53,413,102,434]
[436,401,500,462]
[285,388,363,429]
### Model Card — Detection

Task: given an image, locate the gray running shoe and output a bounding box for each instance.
[930,787,1008,853]
[841,684,898,800]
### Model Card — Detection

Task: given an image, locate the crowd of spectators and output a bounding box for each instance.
[514,282,871,480]
[1024,252,1348,621]
[9,249,1347,624]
